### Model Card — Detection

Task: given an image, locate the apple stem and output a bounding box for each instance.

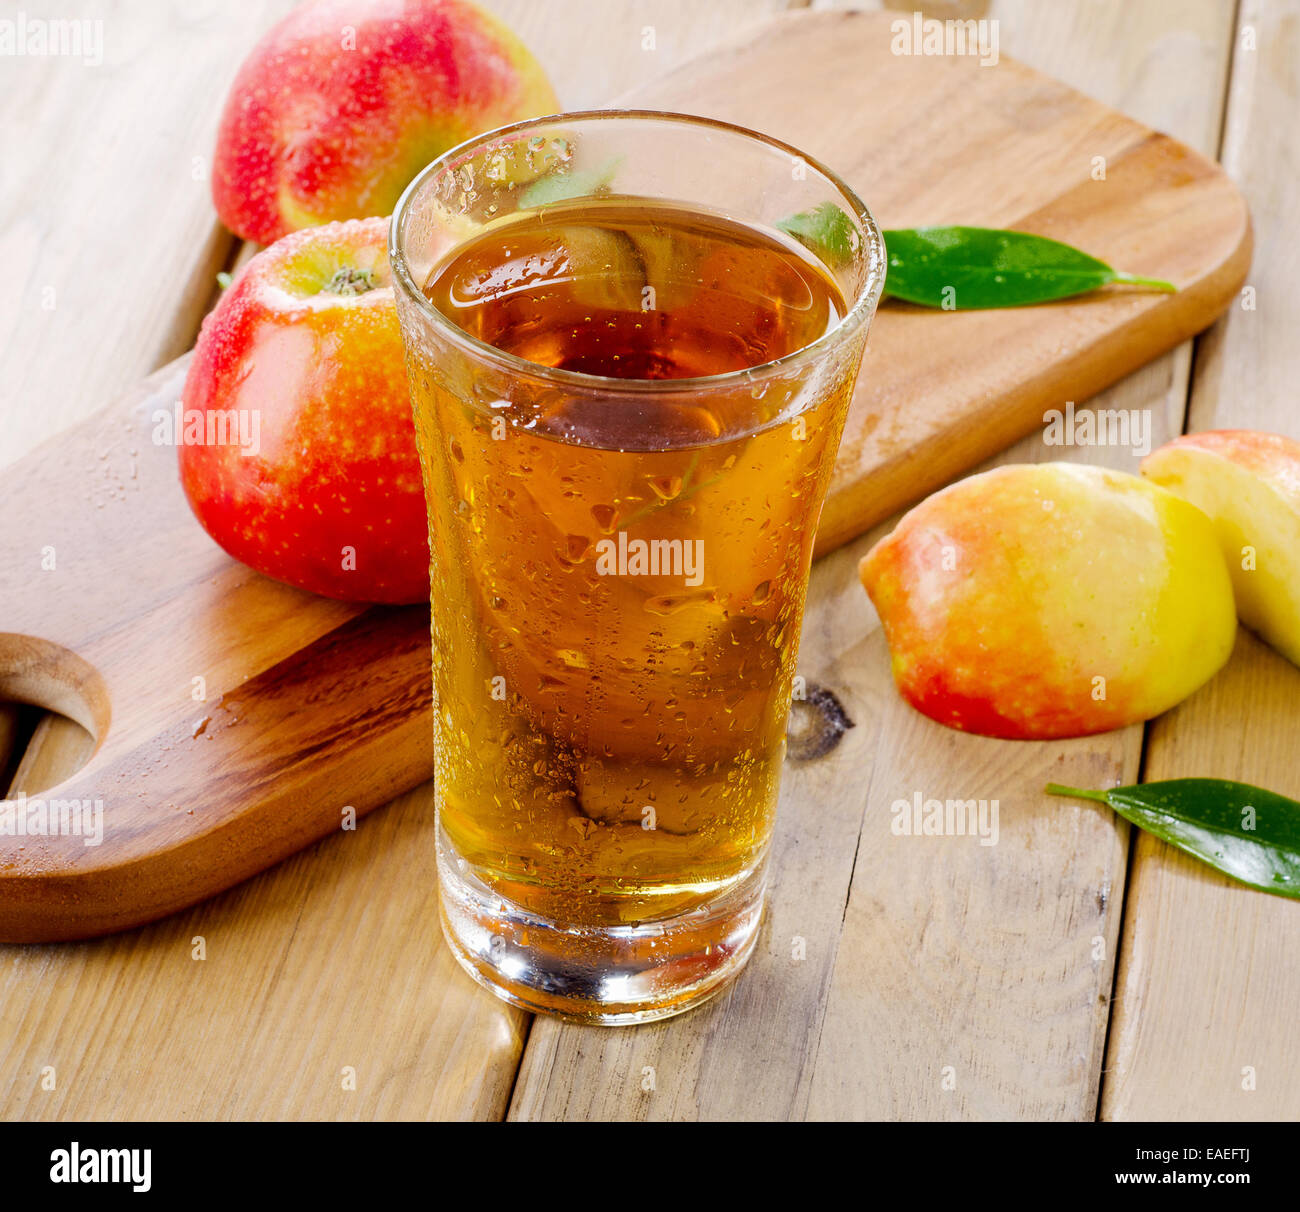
[323,267,378,296]
[1045,782,1112,804]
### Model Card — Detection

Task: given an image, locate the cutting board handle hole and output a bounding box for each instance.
[0,634,110,784]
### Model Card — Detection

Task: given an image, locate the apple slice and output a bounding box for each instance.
[1142,430,1300,667]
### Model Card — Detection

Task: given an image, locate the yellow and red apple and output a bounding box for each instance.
[213,0,559,244]
[1142,430,1300,667]
[859,464,1236,738]
[180,217,428,603]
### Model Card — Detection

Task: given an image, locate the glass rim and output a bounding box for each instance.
[388,107,886,397]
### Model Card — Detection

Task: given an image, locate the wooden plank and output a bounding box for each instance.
[1101,0,1300,1123]
[510,0,1237,1122]
[0,0,802,1120]
[480,0,803,109]
[0,0,300,466]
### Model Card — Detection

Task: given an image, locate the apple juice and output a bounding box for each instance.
[411,197,852,926]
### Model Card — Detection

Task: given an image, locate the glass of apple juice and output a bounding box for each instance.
[390,110,886,1024]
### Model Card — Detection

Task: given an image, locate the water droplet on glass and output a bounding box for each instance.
[558,535,590,564]
[590,503,619,532]
[647,474,682,502]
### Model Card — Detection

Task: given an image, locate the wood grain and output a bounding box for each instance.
[510,0,1240,1122]
[1101,0,1300,1123]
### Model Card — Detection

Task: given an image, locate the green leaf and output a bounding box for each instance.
[882,226,1176,308]
[1046,779,1300,898]
[777,202,857,269]
[518,156,624,209]
[772,214,1177,308]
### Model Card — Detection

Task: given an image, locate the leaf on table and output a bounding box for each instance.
[1047,778,1300,898]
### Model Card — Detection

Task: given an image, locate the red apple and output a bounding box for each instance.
[180,217,428,603]
[212,0,560,245]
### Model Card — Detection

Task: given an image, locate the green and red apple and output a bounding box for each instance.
[859,464,1237,739]
[1142,430,1300,667]
[213,0,559,244]
[180,217,428,603]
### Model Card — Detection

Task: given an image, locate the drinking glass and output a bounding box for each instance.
[390,110,885,1023]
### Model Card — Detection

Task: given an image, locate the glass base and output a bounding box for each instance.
[436,821,766,1025]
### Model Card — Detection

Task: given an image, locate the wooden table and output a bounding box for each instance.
[1,0,1296,1122]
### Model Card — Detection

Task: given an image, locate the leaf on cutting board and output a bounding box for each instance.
[882,226,1176,308]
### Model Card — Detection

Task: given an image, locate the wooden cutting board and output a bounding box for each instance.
[0,9,1249,942]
